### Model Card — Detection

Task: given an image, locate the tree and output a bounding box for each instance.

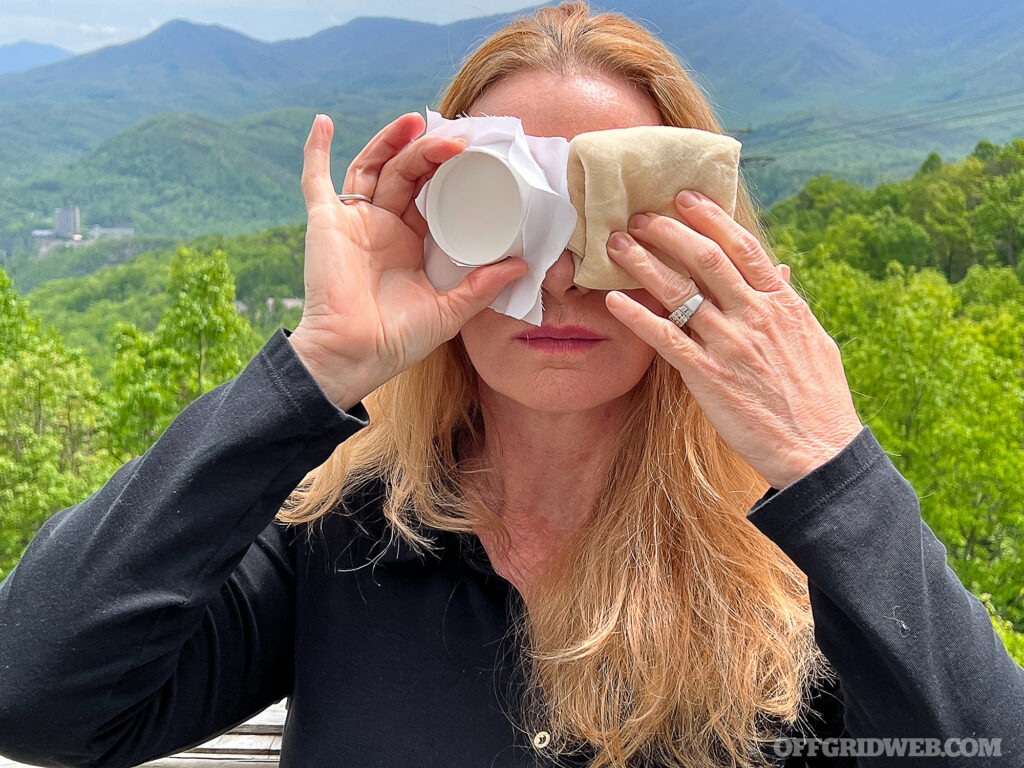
[101,245,259,461]
[973,171,1024,269]
[0,268,115,579]
[102,322,184,461]
[916,151,943,176]
[155,245,257,402]
[971,140,1001,164]
[904,179,976,281]
[819,207,931,277]
[767,175,871,253]
[789,258,1024,630]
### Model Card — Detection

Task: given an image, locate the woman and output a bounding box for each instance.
[0,3,1020,768]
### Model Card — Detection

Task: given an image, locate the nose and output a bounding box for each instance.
[540,249,592,299]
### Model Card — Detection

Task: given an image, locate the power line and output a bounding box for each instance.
[746,88,1024,150]
[747,88,1024,147]
[751,102,1024,157]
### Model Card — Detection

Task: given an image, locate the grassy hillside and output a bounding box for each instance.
[0,108,379,241]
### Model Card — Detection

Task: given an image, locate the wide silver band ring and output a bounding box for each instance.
[668,292,705,330]
[338,193,373,204]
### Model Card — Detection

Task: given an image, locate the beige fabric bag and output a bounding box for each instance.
[566,126,742,289]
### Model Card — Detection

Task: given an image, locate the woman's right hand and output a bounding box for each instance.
[288,113,529,410]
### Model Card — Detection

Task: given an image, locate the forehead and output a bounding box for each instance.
[467,69,663,140]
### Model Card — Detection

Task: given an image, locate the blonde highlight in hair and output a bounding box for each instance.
[279,3,832,766]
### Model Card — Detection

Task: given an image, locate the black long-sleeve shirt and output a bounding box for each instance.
[0,329,1021,767]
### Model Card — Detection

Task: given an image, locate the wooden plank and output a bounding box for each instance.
[139,760,279,767]
[0,700,287,767]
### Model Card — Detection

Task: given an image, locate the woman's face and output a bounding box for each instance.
[458,69,667,414]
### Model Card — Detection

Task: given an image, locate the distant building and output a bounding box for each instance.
[55,206,80,237]
[30,230,60,258]
[26,208,135,259]
[87,224,135,240]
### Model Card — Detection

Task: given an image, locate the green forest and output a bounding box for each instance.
[2,137,1023,664]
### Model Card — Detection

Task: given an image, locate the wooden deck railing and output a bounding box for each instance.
[0,700,286,768]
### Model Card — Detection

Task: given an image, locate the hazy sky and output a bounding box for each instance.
[0,0,536,53]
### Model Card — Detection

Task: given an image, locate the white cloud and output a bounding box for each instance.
[0,13,139,51]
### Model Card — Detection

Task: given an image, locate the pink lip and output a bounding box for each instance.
[514,324,606,340]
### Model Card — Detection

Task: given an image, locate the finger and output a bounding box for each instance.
[343,112,426,198]
[779,263,791,284]
[627,212,748,311]
[401,201,429,240]
[394,172,436,238]
[606,231,720,329]
[372,135,467,217]
[301,114,339,209]
[439,257,530,330]
[605,290,709,369]
[400,174,436,238]
[674,191,785,292]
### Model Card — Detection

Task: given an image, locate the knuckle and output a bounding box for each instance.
[825,333,844,359]
[656,321,681,350]
[737,232,765,260]
[741,297,773,326]
[634,253,663,282]
[667,278,700,308]
[695,243,723,272]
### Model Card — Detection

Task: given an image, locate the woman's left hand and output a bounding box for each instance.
[604,190,863,489]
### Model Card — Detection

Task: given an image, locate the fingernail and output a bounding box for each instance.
[608,232,632,251]
[677,190,700,208]
[628,213,650,229]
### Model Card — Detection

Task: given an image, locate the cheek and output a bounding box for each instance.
[458,311,510,375]
[459,322,485,364]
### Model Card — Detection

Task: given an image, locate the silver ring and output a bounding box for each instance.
[337,193,373,204]
[668,292,705,330]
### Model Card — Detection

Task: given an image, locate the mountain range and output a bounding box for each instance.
[0,41,71,75]
[0,0,1021,244]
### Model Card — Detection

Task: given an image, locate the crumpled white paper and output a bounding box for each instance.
[414,110,577,326]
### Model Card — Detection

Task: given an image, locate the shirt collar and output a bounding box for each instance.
[372,525,498,578]
[337,477,500,579]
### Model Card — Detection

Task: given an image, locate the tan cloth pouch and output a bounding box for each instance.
[566,126,742,289]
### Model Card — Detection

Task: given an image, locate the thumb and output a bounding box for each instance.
[301,114,338,209]
[439,257,530,330]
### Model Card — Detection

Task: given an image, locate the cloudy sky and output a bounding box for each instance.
[0,0,536,53]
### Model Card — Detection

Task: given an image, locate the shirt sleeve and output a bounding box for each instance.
[0,328,369,768]
[747,425,1024,765]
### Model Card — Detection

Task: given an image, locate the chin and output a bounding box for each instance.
[477,364,642,414]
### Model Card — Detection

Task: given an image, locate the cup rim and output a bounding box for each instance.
[425,147,526,266]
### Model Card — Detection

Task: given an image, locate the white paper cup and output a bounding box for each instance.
[425,147,529,267]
